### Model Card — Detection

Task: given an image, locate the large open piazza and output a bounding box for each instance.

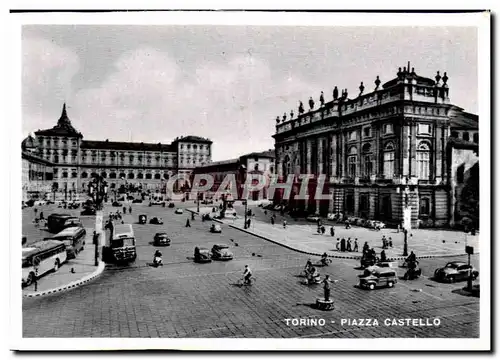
[22,201,479,338]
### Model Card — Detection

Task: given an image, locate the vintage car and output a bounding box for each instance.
[132,199,143,204]
[112,201,122,207]
[149,217,164,225]
[153,232,171,246]
[138,214,147,225]
[174,208,184,214]
[194,247,212,263]
[80,207,97,216]
[211,244,233,260]
[358,269,397,290]
[363,261,396,276]
[434,261,479,283]
[67,202,81,209]
[360,253,378,269]
[210,224,222,233]
[168,202,175,208]
[306,214,321,222]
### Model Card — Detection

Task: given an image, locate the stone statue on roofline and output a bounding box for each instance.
[333,86,339,100]
[299,101,305,115]
[309,97,315,110]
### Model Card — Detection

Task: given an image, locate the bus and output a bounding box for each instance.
[22,240,67,287]
[49,226,87,259]
[47,214,83,233]
[104,223,137,263]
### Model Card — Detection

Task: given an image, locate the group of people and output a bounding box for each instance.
[381,235,393,249]
[122,206,132,215]
[335,237,359,252]
[303,259,321,284]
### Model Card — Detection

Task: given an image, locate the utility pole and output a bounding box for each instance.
[243,200,248,229]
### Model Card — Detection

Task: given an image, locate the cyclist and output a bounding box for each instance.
[243,265,253,285]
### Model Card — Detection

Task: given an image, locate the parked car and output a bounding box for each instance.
[210,224,222,233]
[306,214,321,222]
[175,208,184,214]
[34,200,47,206]
[81,207,97,216]
[138,214,147,224]
[153,232,171,246]
[211,244,233,260]
[168,202,175,208]
[132,199,142,204]
[194,247,212,263]
[112,201,122,207]
[358,269,397,290]
[149,217,164,225]
[434,261,479,283]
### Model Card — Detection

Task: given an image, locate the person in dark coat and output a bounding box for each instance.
[39,211,44,220]
[321,225,326,235]
[123,206,127,214]
[353,238,359,252]
[340,238,346,252]
[330,226,335,237]
[185,219,191,227]
[346,238,352,252]
[271,217,275,225]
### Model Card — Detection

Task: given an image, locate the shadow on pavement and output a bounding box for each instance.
[452,286,480,298]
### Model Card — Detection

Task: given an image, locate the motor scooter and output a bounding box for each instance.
[303,274,321,285]
[403,264,422,280]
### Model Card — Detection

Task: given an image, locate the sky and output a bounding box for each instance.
[22,25,478,161]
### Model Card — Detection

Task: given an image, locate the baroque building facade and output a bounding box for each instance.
[273,66,478,228]
[23,104,212,199]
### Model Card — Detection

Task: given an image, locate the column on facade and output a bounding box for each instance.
[401,123,410,177]
[306,138,312,174]
[410,122,417,178]
[435,125,443,183]
[330,134,337,178]
[317,137,323,175]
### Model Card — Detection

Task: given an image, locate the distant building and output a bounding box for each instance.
[22,104,212,199]
[191,150,275,201]
[21,135,54,201]
[272,65,478,228]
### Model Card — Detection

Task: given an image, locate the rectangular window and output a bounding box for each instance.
[417,152,430,179]
[364,155,373,177]
[349,131,357,141]
[363,127,371,138]
[383,152,395,179]
[462,132,470,141]
[348,156,357,177]
[418,124,432,134]
[383,124,394,134]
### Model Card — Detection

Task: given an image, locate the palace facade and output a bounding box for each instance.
[22,104,212,199]
[272,65,479,228]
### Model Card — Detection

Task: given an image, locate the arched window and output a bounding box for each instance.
[164,173,169,180]
[101,172,107,178]
[119,173,126,179]
[348,146,357,178]
[62,172,68,178]
[417,142,431,179]
[154,173,161,180]
[128,173,135,179]
[362,143,373,177]
[71,172,78,178]
[145,173,152,180]
[462,132,470,141]
[81,172,88,179]
[137,173,144,179]
[254,163,259,171]
[109,172,117,179]
[383,142,395,179]
[91,172,98,178]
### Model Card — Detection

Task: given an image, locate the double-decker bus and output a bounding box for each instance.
[22,240,67,287]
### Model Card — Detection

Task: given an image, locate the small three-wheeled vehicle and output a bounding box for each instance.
[138,214,147,225]
[194,246,212,263]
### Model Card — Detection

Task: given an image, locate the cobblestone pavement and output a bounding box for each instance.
[22,202,480,338]
[198,203,480,259]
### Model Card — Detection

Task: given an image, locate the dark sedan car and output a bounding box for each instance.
[154,233,171,246]
[112,201,122,207]
[132,199,143,204]
[194,247,212,263]
[81,207,97,216]
[434,261,479,283]
[211,244,233,261]
[149,217,164,225]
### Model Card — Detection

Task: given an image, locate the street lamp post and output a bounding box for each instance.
[243,200,248,229]
[402,186,410,257]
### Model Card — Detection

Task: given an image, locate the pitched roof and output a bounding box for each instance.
[35,104,83,138]
[172,135,213,144]
[450,112,478,129]
[241,149,275,159]
[81,140,173,152]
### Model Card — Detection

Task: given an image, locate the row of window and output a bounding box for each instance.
[78,172,170,180]
[41,137,78,148]
[344,194,431,217]
[451,131,479,143]
[180,144,210,150]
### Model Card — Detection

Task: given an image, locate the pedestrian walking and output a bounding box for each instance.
[353,238,359,252]
[362,241,369,253]
[336,238,340,251]
[330,226,335,237]
[247,219,251,228]
[264,210,268,216]
[388,237,393,248]
[39,211,44,220]
[129,205,132,214]
[283,220,287,229]
[346,238,352,252]
[34,207,38,216]
[271,217,275,225]
[186,219,191,227]
[340,238,346,252]
[322,275,332,302]
[321,225,326,235]
[123,206,127,214]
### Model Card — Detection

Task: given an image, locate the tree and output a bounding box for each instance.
[459,163,479,229]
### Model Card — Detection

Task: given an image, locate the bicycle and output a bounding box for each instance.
[237,276,256,286]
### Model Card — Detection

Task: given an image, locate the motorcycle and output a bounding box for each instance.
[152,251,163,267]
[403,263,422,280]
